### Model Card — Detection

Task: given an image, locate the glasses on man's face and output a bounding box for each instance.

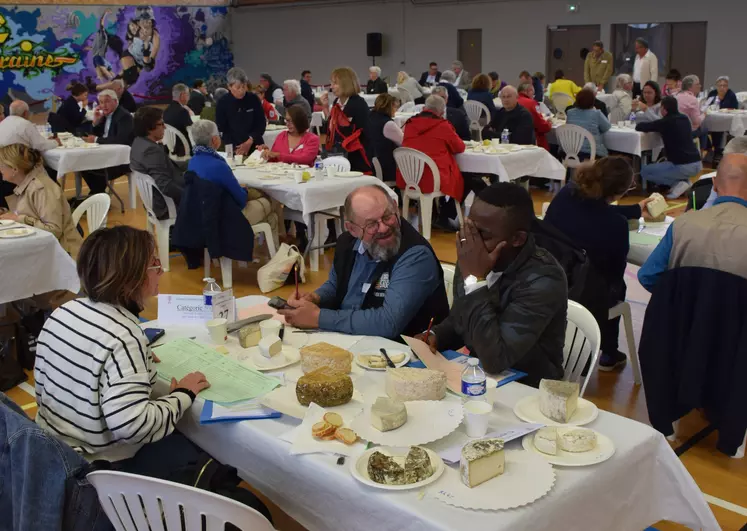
[351,212,399,235]
[147,257,163,273]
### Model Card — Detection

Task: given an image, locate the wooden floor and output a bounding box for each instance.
[7,175,747,531]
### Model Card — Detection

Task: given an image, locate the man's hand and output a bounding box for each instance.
[597,84,604,92]
[414,332,438,353]
[639,197,655,220]
[235,138,254,156]
[84,135,96,144]
[288,291,320,305]
[278,298,321,329]
[93,109,103,124]
[456,219,506,280]
[170,371,210,396]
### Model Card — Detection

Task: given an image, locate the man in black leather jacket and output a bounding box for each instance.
[417,183,567,387]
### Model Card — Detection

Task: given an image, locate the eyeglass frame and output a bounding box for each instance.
[147,257,163,273]
[346,211,400,235]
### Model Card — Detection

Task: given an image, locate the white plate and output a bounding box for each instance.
[350,446,445,491]
[0,220,17,226]
[0,227,35,239]
[521,429,615,466]
[432,450,555,510]
[513,395,599,426]
[334,171,364,178]
[351,400,463,447]
[234,345,300,371]
[354,350,410,371]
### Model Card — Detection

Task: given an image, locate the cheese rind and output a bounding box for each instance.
[368,451,405,485]
[538,379,579,423]
[295,368,353,407]
[258,336,282,359]
[238,323,262,348]
[534,427,558,455]
[646,192,668,219]
[300,342,353,374]
[557,427,597,453]
[460,438,505,488]
[371,397,407,432]
[385,368,447,401]
[404,446,433,483]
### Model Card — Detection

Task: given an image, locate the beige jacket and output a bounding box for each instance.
[4,165,82,258]
[635,51,658,85]
[584,50,614,87]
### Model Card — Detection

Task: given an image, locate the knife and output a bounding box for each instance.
[380,348,396,368]
[226,314,273,333]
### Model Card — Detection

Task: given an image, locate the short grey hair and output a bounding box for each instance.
[283,79,301,96]
[190,119,220,147]
[681,75,700,92]
[226,67,249,87]
[431,85,448,101]
[424,94,446,116]
[214,87,228,101]
[172,83,189,100]
[441,70,456,83]
[615,74,632,91]
[716,76,729,83]
[369,66,381,76]
[452,60,464,69]
[517,82,533,95]
[9,100,29,117]
[725,136,747,155]
[98,89,118,102]
[583,82,597,92]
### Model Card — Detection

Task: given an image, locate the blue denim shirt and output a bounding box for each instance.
[0,393,109,531]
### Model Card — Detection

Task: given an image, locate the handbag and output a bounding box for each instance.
[0,324,26,392]
[256,243,305,293]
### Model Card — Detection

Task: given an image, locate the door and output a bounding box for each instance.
[546,25,600,86]
[670,22,706,87]
[457,29,482,79]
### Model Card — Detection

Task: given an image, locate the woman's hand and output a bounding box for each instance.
[256,144,268,151]
[235,138,254,156]
[0,212,20,222]
[170,372,210,396]
[638,197,655,220]
[262,150,280,161]
[638,102,648,112]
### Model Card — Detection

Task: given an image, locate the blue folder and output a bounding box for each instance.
[406,349,527,389]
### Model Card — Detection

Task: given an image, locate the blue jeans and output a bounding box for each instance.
[641,161,703,187]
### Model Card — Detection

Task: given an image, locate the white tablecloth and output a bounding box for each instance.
[547,124,663,158]
[150,298,717,531]
[628,219,671,266]
[704,111,747,137]
[43,145,131,179]
[456,148,566,182]
[0,228,79,304]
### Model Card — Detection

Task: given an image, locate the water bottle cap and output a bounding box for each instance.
[468,357,480,366]
[203,277,216,283]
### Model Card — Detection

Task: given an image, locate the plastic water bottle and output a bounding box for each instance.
[628,111,637,127]
[461,358,488,402]
[500,129,510,144]
[314,155,324,178]
[202,277,221,310]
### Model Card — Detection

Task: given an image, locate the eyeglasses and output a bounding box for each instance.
[349,212,399,235]
[147,257,163,273]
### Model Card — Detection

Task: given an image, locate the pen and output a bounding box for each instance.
[425,317,434,341]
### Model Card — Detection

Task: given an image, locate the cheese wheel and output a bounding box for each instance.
[385,368,447,401]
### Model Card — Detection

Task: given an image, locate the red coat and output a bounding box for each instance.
[517,94,552,150]
[397,112,466,201]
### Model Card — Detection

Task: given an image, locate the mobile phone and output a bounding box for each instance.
[268,296,291,310]
[144,328,165,346]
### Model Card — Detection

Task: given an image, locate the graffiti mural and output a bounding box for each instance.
[0,5,233,108]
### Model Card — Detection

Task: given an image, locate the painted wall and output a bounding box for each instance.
[231,0,746,89]
[0,5,233,107]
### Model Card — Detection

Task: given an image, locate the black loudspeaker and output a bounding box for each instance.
[367,32,382,57]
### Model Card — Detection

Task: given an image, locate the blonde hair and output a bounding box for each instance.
[0,143,42,174]
[397,71,409,85]
[331,67,360,98]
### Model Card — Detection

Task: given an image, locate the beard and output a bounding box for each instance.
[367,224,402,261]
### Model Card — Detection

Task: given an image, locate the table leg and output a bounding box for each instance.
[75,172,82,198]
[303,213,320,272]
[128,173,137,209]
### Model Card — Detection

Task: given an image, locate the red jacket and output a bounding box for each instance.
[261,99,279,121]
[397,111,466,201]
[270,131,320,166]
[517,94,552,150]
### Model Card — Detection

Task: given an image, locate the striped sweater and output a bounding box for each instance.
[34,298,194,462]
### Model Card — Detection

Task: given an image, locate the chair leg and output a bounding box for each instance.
[454,202,464,228]
[420,197,433,241]
[621,303,642,385]
[156,224,170,272]
[204,248,211,279]
[401,194,411,228]
[107,180,125,213]
[253,222,276,258]
[734,431,746,459]
[219,257,232,289]
[74,172,82,198]
[128,173,137,209]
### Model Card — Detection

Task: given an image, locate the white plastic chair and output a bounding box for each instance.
[372,156,396,188]
[394,147,463,240]
[608,301,642,385]
[204,222,276,289]
[564,300,602,397]
[413,104,424,113]
[87,470,274,531]
[441,262,455,308]
[163,124,191,163]
[399,101,416,113]
[555,124,596,177]
[551,92,574,113]
[463,100,490,133]
[71,193,110,235]
[132,171,177,272]
[322,156,350,173]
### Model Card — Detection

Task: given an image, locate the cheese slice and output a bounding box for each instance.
[258,336,282,359]
[557,427,597,453]
[534,427,558,455]
[460,438,505,488]
[371,397,407,432]
[385,368,447,401]
[646,192,668,219]
[238,323,262,348]
[538,379,579,423]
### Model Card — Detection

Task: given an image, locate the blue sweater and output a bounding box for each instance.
[566,107,611,156]
[187,149,247,209]
[467,89,497,121]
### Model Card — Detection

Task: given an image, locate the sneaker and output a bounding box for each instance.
[666,180,691,199]
[598,350,628,372]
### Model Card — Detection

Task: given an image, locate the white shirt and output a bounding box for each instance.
[103,114,113,138]
[464,270,502,295]
[0,115,58,152]
[272,88,283,105]
[426,74,437,84]
[455,71,463,87]
[383,120,404,145]
[633,51,650,83]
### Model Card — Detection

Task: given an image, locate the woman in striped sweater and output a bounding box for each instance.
[34,226,210,467]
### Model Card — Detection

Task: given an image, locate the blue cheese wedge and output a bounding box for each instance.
[371,397,407,432]
[460,438,505,488]
[539,379,579,423]
[258,336,282,359]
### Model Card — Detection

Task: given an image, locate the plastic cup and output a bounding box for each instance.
[617,121,626,127]
[326,166,337,179]
[260,319,282,339]
[463,400,492,438]
[294,171,304,184]
[206,318,228,345]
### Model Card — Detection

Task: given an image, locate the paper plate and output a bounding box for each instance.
[432,450,555,510]
[288,403,366,457]
[233,345,300,371]
[0,227,35,239]
[521,429,615,466]
[513,395,598,427]
[351,400,463,446]
[0,220,17,226]
[350,446,445,491]
[334,171,364,178]
[260,384,365,420]
[354,350,410,371]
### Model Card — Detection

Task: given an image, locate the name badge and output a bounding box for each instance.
[601,60,608,64]
[362,283,371,294]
